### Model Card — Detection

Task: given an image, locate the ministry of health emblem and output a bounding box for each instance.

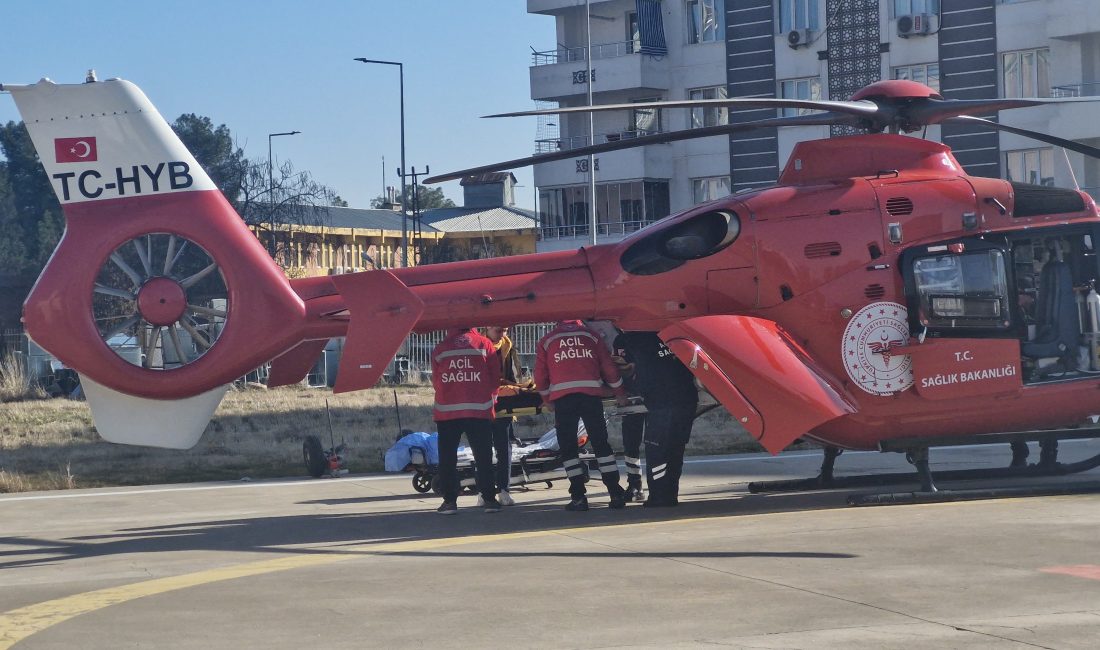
[842,301,913,396]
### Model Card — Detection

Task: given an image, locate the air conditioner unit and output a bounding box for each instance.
[787,28,813,49]
[897,13,932,38]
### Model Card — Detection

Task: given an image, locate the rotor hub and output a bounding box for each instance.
[136,277,187,326]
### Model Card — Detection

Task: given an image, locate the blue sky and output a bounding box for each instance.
[0,1,556,210]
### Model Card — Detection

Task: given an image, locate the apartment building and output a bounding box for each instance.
[528,0,1100,251]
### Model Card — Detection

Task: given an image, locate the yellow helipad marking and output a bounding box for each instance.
[0,496,1034,648]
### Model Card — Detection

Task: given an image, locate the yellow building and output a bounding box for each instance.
[269,173,538,275]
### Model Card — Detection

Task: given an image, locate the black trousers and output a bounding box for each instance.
[436,417,496,503]
[621,413,645,488]
[643,401,697,501]
[491,417,513,492]
[554,393,622,498]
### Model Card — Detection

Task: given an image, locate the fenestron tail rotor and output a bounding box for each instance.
[426,79,1100,184]
[93,233,229,370]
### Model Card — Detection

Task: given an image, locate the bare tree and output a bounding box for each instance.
[233,157,343,269]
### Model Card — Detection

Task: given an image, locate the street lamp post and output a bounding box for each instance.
[267,130,300,257]
[354,57,408,268]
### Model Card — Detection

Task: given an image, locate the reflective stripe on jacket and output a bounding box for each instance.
[431,328,501,421]
[534,320,625,403]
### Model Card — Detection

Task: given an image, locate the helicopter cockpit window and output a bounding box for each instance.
[621,210,740,276]
[912,249,1010,330]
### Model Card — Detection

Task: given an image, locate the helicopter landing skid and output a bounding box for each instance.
[747,427,1100,503]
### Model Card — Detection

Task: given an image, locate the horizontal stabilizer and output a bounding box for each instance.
[268,340,329,388]
[330,270,424,393]
[81,375,228,449]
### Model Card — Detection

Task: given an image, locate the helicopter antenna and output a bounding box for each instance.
[1061,147,1081,191]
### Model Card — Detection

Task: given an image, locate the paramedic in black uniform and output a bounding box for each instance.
[614,331,698,507]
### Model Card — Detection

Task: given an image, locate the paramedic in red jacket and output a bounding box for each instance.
[535,320,629,511]
[431,327,503,515]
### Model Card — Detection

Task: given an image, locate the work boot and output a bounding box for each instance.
[625,485,646,502]
[608,486,627,509]
[498,490,516,506]
[482,496,502,513]
[564,495,589,512]
[436,501,458,515]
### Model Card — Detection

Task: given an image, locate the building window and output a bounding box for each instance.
[686,0,723,44]
[692,177,732,205]
[778,0,819,33]
[893,0,940,16]
[630,99,663,136]
[778,77,822,117]
[1005,148,1054,186]
[628,11,640,52]
[893,63,940,92]
[1003,48,1050,98]
[689,86,728,128]
[539,181,670,238]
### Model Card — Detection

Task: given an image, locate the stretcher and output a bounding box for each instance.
[392,424,597,496]
[388,390,716,495]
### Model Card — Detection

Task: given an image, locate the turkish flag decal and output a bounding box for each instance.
[54,137,97,163]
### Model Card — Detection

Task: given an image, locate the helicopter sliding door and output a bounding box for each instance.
[902,228,1100,391]
[1007,227,1100,383]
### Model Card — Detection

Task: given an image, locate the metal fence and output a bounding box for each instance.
[1051,82,1100,98]
[0,323,561,389]
[395,323,556,383]
[534,129,662,154]
[531,40,636,66]
[539,220,652,241]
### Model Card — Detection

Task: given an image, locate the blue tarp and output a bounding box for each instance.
[384,431,439,472]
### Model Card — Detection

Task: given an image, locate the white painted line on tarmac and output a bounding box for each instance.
[2,440,1093,503]
[0,475,402,503]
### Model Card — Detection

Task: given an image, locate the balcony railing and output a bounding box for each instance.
[539,219,652,240]
[535,129,662,153]
[531,40,638,66]
[1051,82,1100,98]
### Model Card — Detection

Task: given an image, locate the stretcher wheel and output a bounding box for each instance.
[412,472,433,493]
[545,481,553,489]
[303,435,326,478]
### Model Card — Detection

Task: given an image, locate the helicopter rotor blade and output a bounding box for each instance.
[424,112,857,184]
[909,95,1100,125]
[486,98,880,120]
[944,115,1100,160]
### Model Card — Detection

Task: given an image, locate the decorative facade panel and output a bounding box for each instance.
[938,0,1000,177]
[726,0,780,190]
[827,0,881,137]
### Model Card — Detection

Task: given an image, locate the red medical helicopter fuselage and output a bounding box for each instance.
[7,76,1100,456]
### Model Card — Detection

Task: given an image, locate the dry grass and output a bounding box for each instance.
[0,384,770,493]
[0,351,46,402]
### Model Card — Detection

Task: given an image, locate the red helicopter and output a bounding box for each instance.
[6,75,1100,494]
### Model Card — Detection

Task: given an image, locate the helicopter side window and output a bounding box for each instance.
[912,249,1010,330]
[621,210,740,275]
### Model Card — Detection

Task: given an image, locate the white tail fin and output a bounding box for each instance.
[5,78,216,205]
